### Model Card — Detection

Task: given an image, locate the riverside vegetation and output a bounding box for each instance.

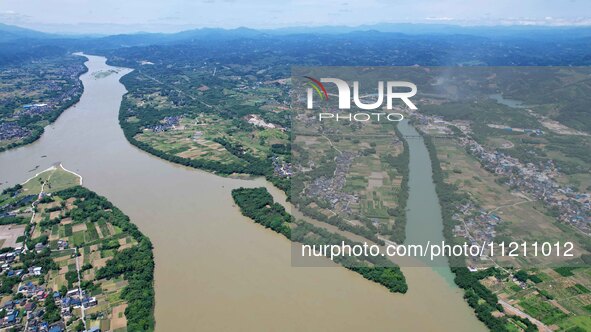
[232,187,408,294]
[0,178,154,331]
[0,55,87,152]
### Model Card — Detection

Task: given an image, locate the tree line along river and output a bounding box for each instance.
[0,54,485,331]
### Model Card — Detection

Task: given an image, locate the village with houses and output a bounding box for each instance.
[411,105,591,251]
[407,96,591,330]
[0,56,86,150]
[0,165,153,331]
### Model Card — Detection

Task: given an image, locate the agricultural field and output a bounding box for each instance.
[476,124,591,193]
[0,55,86,151]
[433,138,591,267]
[420,68,591,192]
[118,62,292,183]
[483,266,591,331]
[418,90,591,331]
[32,195,138,330]
[290,92,410,243]
[134,113,288,166]
[292,131,407,241]
[0,175,153,331]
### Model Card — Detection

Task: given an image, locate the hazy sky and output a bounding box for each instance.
[0,0,590,34]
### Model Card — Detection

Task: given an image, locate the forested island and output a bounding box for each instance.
[232,187,408,294]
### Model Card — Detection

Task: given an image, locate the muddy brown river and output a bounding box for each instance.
[0,54,485,331]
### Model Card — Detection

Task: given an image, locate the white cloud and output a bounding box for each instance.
[425,17,454,21]
[0,10,30,23]
[0,0,589,33]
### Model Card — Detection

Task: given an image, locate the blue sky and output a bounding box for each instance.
[0,0,590,34]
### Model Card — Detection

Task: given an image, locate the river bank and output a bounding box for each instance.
[0,54,485,331]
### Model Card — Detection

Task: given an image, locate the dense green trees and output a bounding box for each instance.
[293,221,408,293]
[348,266,408,293]
[96,242,154,331]
[0,215,28,225]
[0,275,19,295]
[513,270,542,284]
[57,186,155,331]
[1,184,21,196]
[232,187,408,294]
[20,247,58,272]
[44,297,61,323]
[232,187,292,237]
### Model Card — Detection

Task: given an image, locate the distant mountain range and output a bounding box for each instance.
[3,22,591,43]
[0,23,54,42]
[1,22,590,66]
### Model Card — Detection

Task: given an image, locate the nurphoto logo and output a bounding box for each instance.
[304,76,417,122]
